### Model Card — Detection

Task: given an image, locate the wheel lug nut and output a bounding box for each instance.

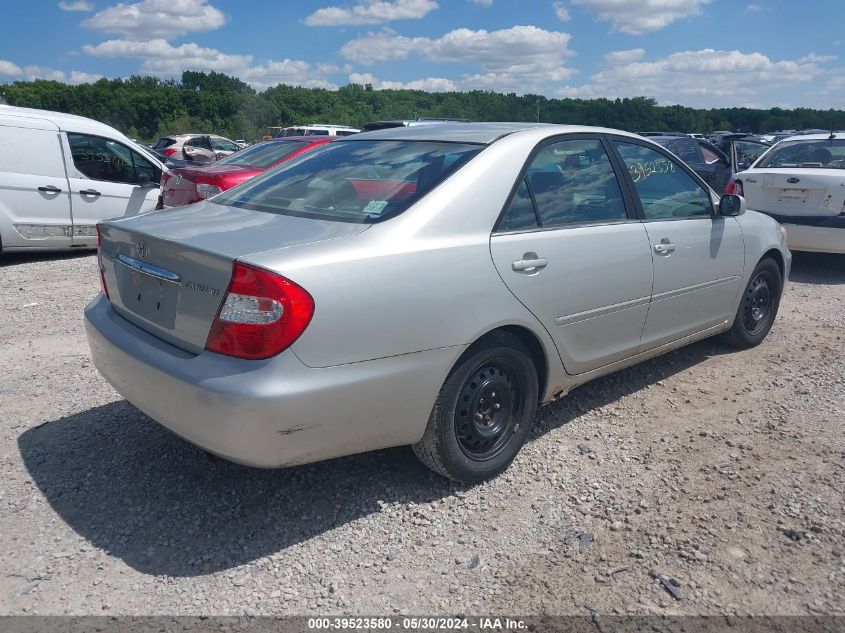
[494,403,501,410]
[475,413,484,422]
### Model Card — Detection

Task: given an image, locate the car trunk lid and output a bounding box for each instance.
[743,169,845,217]
[98,201,368,353]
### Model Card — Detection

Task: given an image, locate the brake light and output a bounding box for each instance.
[205,262,314,360]
[726,179,743,196]
[96,224,109,299]
[162,148,178,157]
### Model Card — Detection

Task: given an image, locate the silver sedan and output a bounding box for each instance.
[85,123,791,482]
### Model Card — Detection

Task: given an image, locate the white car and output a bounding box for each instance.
[728,133,845,254]
[276,124,359,138]
[0,105,167,252]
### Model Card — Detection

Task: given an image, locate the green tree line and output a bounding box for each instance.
[2,71,844,142]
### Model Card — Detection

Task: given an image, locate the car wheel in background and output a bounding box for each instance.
[724,257,782,349]
[413,332,539,483]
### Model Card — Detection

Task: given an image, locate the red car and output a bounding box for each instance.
[157,137,333,209]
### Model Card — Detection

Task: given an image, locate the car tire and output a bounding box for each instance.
[412,332,539,483]
[724,257,782,349]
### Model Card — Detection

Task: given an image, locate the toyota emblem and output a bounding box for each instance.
[137,239,150,260]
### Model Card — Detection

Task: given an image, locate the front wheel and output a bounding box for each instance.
[724,257,782,348]
[413,332,539,483]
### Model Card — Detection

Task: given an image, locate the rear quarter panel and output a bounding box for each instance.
[244,130,567,396]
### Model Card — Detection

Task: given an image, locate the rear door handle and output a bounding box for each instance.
[512,256,548,272]
[653,242,676,255]
[38,185,62,193]
[80,189,101,197]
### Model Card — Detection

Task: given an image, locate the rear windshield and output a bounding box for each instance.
[213,140,483,223]
[153,137,176,149]
[757,139,845,169]
[217,140,310,168]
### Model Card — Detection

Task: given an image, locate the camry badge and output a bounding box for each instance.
[787,177,800,184]
[137,239,150,260]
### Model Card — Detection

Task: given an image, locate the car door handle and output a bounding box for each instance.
[512,257,548,272]
[653,242,676,255]
[38,185,62,193]
[80,189,101,197]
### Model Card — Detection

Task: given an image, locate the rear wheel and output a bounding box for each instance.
[413,332,539,483]
[724,257,782,348]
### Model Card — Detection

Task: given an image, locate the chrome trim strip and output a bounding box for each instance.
[650,276,739,303]
[555,295,650,327]
[116,254,182,283]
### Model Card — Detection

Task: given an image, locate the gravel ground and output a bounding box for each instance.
[0,250,843,617]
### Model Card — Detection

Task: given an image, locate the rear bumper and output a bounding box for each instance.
[783,223,845,254]
[84,294,456,467]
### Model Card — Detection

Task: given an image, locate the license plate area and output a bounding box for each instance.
[778,188,808,202]
[114,258,180,329]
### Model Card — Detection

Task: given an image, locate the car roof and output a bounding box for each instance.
[265,136,333,143]
[347,122,646,144]
[779,132,844,143]
[0,104,127,138]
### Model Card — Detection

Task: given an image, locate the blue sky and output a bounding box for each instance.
[1,0,843,108]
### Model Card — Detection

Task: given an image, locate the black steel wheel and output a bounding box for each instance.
[725,257,782,348]
[413,331,539,482]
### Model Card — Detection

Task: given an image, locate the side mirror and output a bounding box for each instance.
[138,172,151,187]
[719,194,746,217]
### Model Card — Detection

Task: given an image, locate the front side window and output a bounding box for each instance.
[218,140,310,168]
[523,138,627,227]
[756,139,844,169]
[186,136,212,150]
[734,141,769,168]
[613,141,712,220]
[67,133,158,185]
[213,140,483,223]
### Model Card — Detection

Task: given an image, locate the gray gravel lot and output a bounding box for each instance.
[0,250,843,616]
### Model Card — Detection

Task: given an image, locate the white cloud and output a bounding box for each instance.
[559,48,823,107]
[604,48,645,65]
[58,1,94,11]
[348,72,457,91]
[83,0,226,39]
[470,0,493,6]
[340,25,575,93]
[0,59,102,84]
[553,1,570,21]
[745,3,762,11]
[572,0,710,34]
[305,0,437,26]
[798,53,836,64]
[83,39,336,89]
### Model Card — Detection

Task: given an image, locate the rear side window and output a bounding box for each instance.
[153,137,176,149]
[498,178,538,231]
[214,140,483,223]
[700,143,727,166]
[613,141,712,219]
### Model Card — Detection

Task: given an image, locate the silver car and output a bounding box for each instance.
[85,123,791,482]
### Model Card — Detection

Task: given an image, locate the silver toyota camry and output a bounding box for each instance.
[85,123,791,482]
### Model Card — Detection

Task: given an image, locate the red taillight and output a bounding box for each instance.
[205,262,314,360]
[162,148,178,157]
[96,224,110,299]
[725,179,743,196]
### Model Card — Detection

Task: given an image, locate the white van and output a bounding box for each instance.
[0,105,167,252]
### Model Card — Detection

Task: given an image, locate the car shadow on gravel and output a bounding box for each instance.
[18,337,734,578]
[18,400,457,577]
[789,252,845,285]
[0,250,93,267]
